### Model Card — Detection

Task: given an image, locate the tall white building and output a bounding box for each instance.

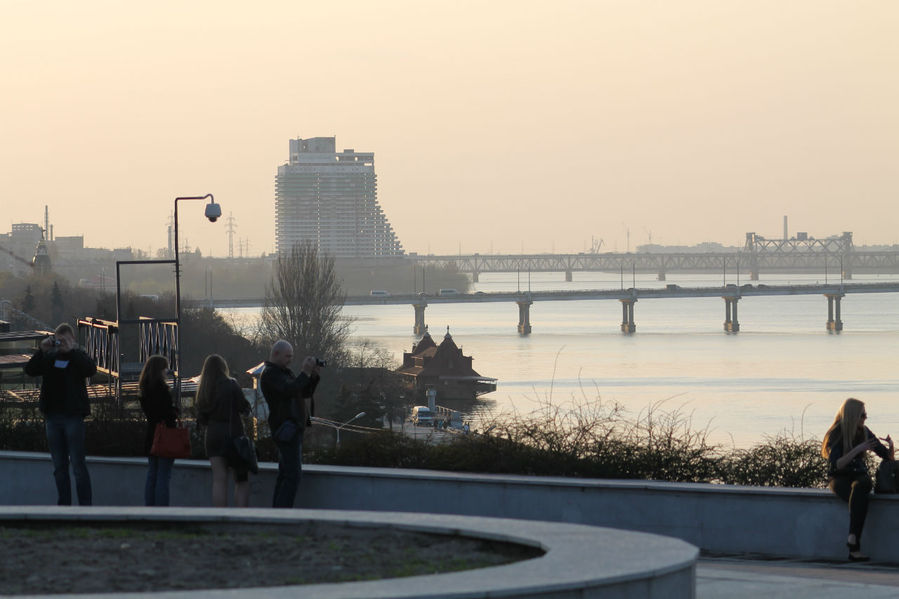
[275,137,404,258]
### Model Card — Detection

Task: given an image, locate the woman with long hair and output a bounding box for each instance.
[195,354,251,507]
[138,354,179,506]
[822,397,894,561]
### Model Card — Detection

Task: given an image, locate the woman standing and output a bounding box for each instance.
[196,354,251,507]
[138,355,179,506]
[822,397,894,561]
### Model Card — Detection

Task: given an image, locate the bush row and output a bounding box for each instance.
[0,398,834,488]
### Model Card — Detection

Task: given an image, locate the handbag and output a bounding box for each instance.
[150,421,191,459]
[874,459,899,494]
[230,435,259,474]
[225,383,259,474]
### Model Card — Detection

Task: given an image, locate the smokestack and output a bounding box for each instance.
[783,216,788,241]
[44,206,49,240]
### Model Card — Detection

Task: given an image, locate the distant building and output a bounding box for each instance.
[396,328,497,401]
[5,223,43,262]
[274,137,404,258]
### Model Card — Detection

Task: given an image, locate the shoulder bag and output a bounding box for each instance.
[875,459,899,494]
[226,382,259,474]
[150,421,192,459]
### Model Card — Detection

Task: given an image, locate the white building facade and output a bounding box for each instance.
[275,137,404,258]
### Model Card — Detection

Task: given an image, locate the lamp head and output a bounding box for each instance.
[204,200,222,222]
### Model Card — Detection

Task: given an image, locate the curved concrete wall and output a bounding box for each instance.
[0,506,698,599]
[2,451,897,561]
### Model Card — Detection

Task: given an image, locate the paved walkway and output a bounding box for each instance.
[698,556,899,598]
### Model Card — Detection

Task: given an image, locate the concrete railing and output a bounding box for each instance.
[3,451,897,562]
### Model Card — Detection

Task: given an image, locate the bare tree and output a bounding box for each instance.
[258,242,351,364]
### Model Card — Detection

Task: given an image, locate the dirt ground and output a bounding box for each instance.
[0,521,542,595]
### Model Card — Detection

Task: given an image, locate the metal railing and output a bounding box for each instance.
[138,317,178,373]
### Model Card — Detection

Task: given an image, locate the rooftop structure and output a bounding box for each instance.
[396,328,497,400]
[275,137,404,258]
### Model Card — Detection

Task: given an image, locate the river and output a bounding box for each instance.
[226,270,899,448]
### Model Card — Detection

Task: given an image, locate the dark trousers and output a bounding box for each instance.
[829,472,873,540]
[45,414,92,506]
[145,456,175,506]
[272,432,303,508]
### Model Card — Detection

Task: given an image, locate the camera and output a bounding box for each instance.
[204,201,222,223]
[52,337,61,347]
[315,358,327,368]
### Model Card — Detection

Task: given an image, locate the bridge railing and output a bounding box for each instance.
[138,317,178,376]
[77,318,120,380]
[77,316,180,401]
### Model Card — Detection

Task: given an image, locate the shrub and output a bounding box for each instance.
[718,432,829,488]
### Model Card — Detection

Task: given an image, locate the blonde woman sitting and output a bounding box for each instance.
[822,398,893,561]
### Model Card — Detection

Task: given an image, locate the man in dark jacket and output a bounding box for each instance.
[260,339,320,508]
[24,323,97,505]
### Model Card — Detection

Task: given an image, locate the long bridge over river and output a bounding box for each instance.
[405,232,899,281]
[197,281,899,336]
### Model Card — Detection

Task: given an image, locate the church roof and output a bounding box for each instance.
[396,327,485,379]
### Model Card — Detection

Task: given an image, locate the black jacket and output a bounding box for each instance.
[827,425,891,476]
[197,377,250,437]
[260,361,319,435]
[24,347,97,417]
[139,380,179,455]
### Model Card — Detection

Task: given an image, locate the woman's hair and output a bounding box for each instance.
[138,355,169,398]
[195,354,230,413]
[822,397,866,458]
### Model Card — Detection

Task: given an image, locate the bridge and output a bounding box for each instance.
[406,232,899,281]
[195,281,899,336]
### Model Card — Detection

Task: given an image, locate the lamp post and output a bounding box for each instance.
[336,411,366,446]
[173,194,221,407]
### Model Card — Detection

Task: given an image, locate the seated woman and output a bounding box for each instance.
[822,398,894,561]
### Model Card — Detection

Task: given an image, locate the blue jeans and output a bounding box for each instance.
[145,456,175,506]
[272,432,303,508]
[45,414,92,506]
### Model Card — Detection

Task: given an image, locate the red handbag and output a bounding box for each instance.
[150,421,192,459]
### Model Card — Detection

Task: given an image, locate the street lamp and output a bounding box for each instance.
[336,411,367,446]
[173,193,221,407]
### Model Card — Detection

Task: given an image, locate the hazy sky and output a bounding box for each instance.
[2,1,897,257]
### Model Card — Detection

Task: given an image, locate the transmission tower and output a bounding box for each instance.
[167,212,175,258]
[225,212,237,259]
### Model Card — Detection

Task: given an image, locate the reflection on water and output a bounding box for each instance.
[224,271,899,448]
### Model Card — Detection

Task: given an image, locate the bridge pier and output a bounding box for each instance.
[657,271,666,281]
[565,270,572,282]
[517,300,533,335]
[413,302,428,336]
[471,271,479,283]
[825,293,844,332]
[619,299,637,334]
[723,297,740,333]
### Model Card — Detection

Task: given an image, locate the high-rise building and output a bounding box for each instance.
[275,137,404,258]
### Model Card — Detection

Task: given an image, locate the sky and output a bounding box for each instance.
[2,1,897,257]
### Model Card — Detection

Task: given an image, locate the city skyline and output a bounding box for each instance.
[2,1,898,258]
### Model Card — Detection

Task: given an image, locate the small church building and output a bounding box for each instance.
[396,328,497,401]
